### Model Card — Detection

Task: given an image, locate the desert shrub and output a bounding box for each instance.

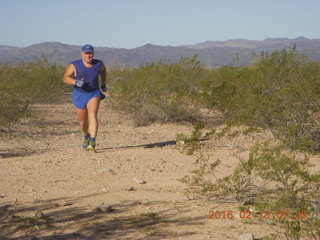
[179,128,320,239]
[251,143,320,240]
[260,50,320,151]
[203,47,320,151]
[109,55,207,125]
[109,47,320,151]
[0,57,66,126]
[207,47,320,124]
[176,120,207,155]
[17,56,66,102]
[0,79,30,124]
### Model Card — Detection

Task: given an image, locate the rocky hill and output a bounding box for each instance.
[1,37,319,67]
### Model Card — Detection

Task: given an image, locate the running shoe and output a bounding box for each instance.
[86,139,96,151]
[83,135,90,149]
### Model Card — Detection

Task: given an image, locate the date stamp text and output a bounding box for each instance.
[208,210,308,220]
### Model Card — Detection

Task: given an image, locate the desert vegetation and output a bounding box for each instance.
[3,47,320,152]
[109,46,320,152]
[177,124,320,240]
[0,57,67,127]
[1,46,320,239]
[107,46,320,239]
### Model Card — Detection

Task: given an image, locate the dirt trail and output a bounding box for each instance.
[0,98,308,240]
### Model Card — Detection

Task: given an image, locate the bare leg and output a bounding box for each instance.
[86,96,100,138]
[76,108,89,136]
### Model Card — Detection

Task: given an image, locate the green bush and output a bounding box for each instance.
[0,57,66,127]
[179,131,320,239]
[109,55,207,126]
[108,46,320,238]
[206,47,320,151]
[109,47,320,151]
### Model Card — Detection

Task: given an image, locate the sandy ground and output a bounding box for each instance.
[0,96,318,240]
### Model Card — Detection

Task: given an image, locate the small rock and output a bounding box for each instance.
[133,178,146,184]
[185,195,198,200]
[126,186,135,191]
[239,233,254,240]
[97,204,113,213]
[55,200,69,207]
[35,210,44,218]
[101,168,113,173]
[31,237,40,240]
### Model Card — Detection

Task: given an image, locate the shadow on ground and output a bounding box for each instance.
[96,138,210,153]
[0,194,205,240]
[0,149,41,159]
[96,140,177,152]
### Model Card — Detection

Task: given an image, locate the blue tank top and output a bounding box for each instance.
[71,59,102,92]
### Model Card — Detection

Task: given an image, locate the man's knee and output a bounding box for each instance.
[79,119,88,126]
[88,113,98,120]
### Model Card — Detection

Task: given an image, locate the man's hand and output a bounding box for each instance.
[75,78,84,87]
[101,84,108,92]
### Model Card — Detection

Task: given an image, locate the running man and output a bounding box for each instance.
[63,44,107,151]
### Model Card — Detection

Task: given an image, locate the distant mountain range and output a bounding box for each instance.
[1,37,320,68]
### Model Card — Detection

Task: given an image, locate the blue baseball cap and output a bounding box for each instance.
[81,44,94,53]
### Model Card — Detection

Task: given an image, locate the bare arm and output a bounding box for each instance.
[63,64,77,85]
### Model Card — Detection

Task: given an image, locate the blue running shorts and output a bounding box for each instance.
[72,89,105,109]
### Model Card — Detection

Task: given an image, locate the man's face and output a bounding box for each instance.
[81,52,94,64]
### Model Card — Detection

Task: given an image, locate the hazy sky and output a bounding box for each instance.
[1,0,319,49]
